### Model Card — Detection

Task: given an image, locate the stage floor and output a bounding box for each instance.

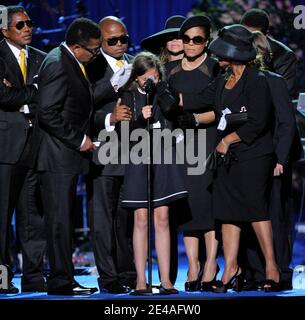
[1,233,305,301]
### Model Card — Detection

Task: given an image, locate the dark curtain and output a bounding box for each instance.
[1,0,194,51]
[86,0,193,48]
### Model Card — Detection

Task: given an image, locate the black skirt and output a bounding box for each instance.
[213,154,273,222]
[122,162,187,208]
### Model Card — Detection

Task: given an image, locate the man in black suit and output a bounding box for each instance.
[241,8,297,98]
[36,18,100,295]
[85,16,136,294]
[0,5,46,294]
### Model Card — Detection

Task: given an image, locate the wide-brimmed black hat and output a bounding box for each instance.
[141,15,186,54]
[209,24,256,63]
[179,15,211,37]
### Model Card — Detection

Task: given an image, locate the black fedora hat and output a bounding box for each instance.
[141,15,186,54]
[209,24,256,63]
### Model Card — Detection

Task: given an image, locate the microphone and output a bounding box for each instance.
[143,76,156,94]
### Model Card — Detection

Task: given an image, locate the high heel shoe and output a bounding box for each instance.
[212,267,243,293]
[264,269,284,292]
[185,264,203,292]
[199,264,220,292]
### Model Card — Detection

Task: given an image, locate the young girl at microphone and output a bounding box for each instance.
[120,52,187,293]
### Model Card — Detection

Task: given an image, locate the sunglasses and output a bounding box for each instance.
[182,35,206,45]
[79,44,101,57]
[166,34,181,42]
[106,35,129,46]
[9,20,33,30]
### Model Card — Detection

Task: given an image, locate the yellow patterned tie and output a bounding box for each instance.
[116,60,124,68]
[80,64,87,79]
[19,49,27,83]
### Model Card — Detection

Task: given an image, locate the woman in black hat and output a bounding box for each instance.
[167,15,220,292]
[182,24,281,292]
[141,15,185,64]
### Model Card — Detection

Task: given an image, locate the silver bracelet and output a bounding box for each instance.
[193,113,199,126]
[221,138,228,146]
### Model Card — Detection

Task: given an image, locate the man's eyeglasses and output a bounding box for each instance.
[79,44,101,57]
[9,20,33,30]
[182,35,206,45]
[105,35,129,46]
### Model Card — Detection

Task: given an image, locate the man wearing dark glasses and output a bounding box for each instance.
[85,16,136,294]
[36,18,100,295]
[0,5,47,294]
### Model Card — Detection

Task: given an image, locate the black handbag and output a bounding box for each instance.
[206,150,238,171]
[205,150,222,171]
[225,112,248,126]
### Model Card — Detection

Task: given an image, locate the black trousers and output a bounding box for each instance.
[241,167,293,282]
[0,163,45,285]
[39,172,78,290]
[87,172,136,287]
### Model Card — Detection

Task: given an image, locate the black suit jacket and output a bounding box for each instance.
[0,40,45,164]
[36,44,93,174]
[184,66,274,161]
[264,70,302,165]
[86,53,133,176]
[267,36,297,98]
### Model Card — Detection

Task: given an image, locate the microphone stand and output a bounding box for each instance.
[130,86,163,296]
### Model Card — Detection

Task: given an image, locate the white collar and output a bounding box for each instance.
[62,42,83,68]
[5,40,28,61]
[101,48,125,72]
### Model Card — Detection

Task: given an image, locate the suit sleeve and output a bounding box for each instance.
[92,77,116,106]
[273,51,297,99]
[270,76,296,165]
[0,58,37,108]
[37,61,84,150]
[236,74,271,145]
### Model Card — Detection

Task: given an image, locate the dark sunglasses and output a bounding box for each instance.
[10,20,33,30]
[106,35,129,46]
[182,35,206,45]
[79,44,101,57]
[166,34,181,42]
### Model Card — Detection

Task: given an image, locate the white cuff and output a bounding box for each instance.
[23,105,30,114]
[105,113,115,132]
[80,135,86,148]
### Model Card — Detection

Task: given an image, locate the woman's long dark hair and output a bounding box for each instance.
[122,51,165,91]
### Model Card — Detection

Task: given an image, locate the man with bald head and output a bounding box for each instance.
[86,16,135,294]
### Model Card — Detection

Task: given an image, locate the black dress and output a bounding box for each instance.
[212,70,274,222]
[121,88,187,208]
[167,56,218,231]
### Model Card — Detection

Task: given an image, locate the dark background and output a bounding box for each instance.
[1,0,305,92]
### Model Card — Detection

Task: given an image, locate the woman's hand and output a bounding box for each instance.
[216,138,229,156]
[274,163,284,176]
[142,105,152,119]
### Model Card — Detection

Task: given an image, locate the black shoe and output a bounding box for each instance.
[242,278,259,291]
[0,282,19,294]
[22,282,48,293]
[200,264,220,292]
[159,285,179,295]
[100,282,131,294]
[119,278,137,290]
[213,267,243,293]
[48,281,98,295]
[185,263,203,292]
